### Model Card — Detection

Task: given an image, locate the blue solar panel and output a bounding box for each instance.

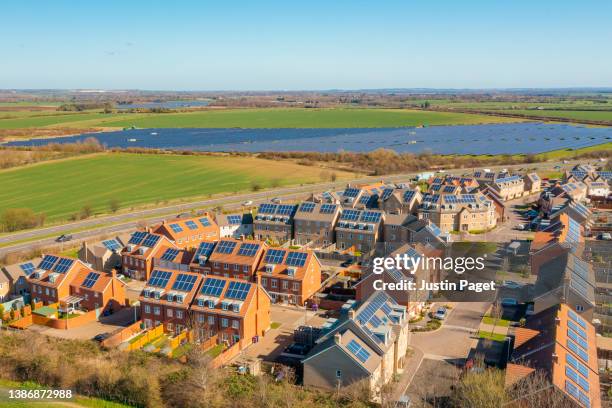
[403,190,416,202]
[53,258,74,273]
[566,353,589,379]
[129,231,146,245]
[259,203,277,214]
[185,220,198,230]
[148,270,172,288]
[360,211,381,223]
[201,278,226,297]
[172,274,198,292]
[346,339,370,363]
[227,215,242,225]
[161,248,180,261]
[39,255,58,271]
[237,243,260,257]
[381,188,394,200]
[359,194,371,205]
[427,224,442,237]
[299,202,316,212]
[102,239,121,251]
[195,241,216,259]
[142,234,160,248]
[215,240,237,254]
[225,281,251,300]
[82,272,100,288]
[568,309,587,329]
[19,262,36,276]
[169,223,183,233]
[567,339,589,363]
[199,217,211,227]
[341,209,360,221]
[277,205,295,216]
[320,204,337,214]
[265,249,286,264]
[285,252,308,267]
[344,188,360,198]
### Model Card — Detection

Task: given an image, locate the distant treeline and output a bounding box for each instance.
[57,102,114,112]
[0,137,104,169]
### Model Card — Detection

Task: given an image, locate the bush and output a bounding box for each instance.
[0,208,46,232]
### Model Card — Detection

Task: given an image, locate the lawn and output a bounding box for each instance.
[478,330,507,342]
[0,152,355,223]
[482,316,511,327]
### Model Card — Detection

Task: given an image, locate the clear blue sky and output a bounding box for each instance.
[1,0,611,90]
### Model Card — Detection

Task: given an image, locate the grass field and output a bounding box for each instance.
[0,108,522,131]
[0,153,354,222]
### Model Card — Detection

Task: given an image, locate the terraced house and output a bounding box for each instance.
[140,269,204,335]
[430,174,480,192]
[335,209,384,253]
[207,238,267,280]
[28,255,88,306]
[188,241,218,274]
[215,213,253,239]
[190,275,270,348]
[293,202,342,246]
[339,182,387,209]
[378,187,422,215]
[253,202,297,242]
[153,214,219,249]
[418,193,497,233]
[256,248,322,305]
[121,231,176,280]
[152,247,194,272]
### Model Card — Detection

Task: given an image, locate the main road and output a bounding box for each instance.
[0,159,573,257]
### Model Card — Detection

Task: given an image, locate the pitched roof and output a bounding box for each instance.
[153,214,218,242]
[70,269,125,293]
[140,269,203,307]
[191,275,259,317]
[207,238,267,266]
[257,248,320,281]
[121,232,175,259]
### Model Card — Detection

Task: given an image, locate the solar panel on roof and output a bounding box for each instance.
[566,353,589,379]
[344,188,360,198]
[381,188,394,200]
[277,205,295,216]
[102,239,121,251]
[172,274,198,292]
[341,209,360,221]
[169,223,183,233]
[129,231,146,245]
[142,234,160,248]
[258,203,277,214]
[215,240,237,254]
[19,262,35,276]
[53,258,74,273]
[360,211,381,223]
[427,224,442,237]
[237,243,260,257]
[387,267,404,282]
[161,248,180,261]
[201,277,226,297]
[185,220,198,230]
[358,194,371,205]
[227,215,242,225]
[285,252,307,267]
[148,270,172,288]
[568,310,587,329]
[82,272,100,288]
[195,241,216,259]
[199,217,211,227]
[299,202,316,213]
[567,339,589,363]
[265,249,286,264]
[39,255,58,271]
[225,281,251,300]
[319,203,337,214]
[346,339,370,363]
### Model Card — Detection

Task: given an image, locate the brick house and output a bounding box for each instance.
[153,214,219,249]
[293,202,342,246]
[253,202,297,243]
[207,238,267,280]
[121,231,177,280]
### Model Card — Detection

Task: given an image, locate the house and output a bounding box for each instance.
[28,255,89,306]
[506,304,601,408]
[383,214,449,249]
[140,269,204,335]
[207,238,267,280]
[190,275,270,348]
[120,231,176,280]
[585,181,610,198]
[340,183,387,209]
[532,251,595,320]
[215,213,253,239]
[0,257,40,300]
[256,248,322,305]
[189,241,218,274]
[430,175,480,192]
[302,292,409,396]
[524,173,542,195]
[69,269,126,313]
[379,187,422,215]
[78,235,129,272]
[481,187,506,222]
[306,191,342,204]
[489,175,525,201]
[334,209,384,253]
[549,182,588,203]
[418,193,497,233]
[293,202,342,246]
[530,213,583,276]
[549,201,592,230]
[153,214,219,249]
[152,247,194,272]
[253,202,297,243]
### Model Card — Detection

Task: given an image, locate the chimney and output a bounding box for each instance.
[83,242,88,262]
[348,309,356,320]
[334,332,342,344]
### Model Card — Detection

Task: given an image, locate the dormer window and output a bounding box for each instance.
[222,302,229,311]
[207,300,215,309]
[232,304,240,313]
[287,267,296,277]
[154,291,160,300]
[265,264,274,274]
[167,294,174,302]
[198,299,205,307]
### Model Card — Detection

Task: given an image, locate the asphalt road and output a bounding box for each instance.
[0,159,578,257]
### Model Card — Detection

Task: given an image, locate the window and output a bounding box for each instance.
[576,305,584,312]
[198,314,205,323]
[232,320,239,329]
[282,281,289,289]
[336,370,342,378]
[262,277,268,286]
[154,307,160,315]
[221,318,229,328]
[271,279,278,288]
[224,263,229,270]
[176,310,183,319]
[208,316,215,325]
[144,305,151,313]
[233,264,239,271]
[167,323,173,331]
[293,282,299,291]
[167,309,173,317]
[243,265,249,273]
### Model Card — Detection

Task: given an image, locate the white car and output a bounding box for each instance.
[242,200,253,206]
[271,197,282,203]
[600,233,612,241]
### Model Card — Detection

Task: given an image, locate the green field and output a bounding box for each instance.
[0,153,354,222]
[0,108,522,131]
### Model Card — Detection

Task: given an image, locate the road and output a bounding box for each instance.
[0,159,573,257]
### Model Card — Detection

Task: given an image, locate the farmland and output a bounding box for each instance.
[493,109,612,122]
[0,153,355,222]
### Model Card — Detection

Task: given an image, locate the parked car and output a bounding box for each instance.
[93,332,110,342]
[515,224,525,231]
[340,258,355,267]
[501,298,518,307]
[599,233,612,241]
[433,307,447,320]
[242,200,253,206]
[56,234,73,242]
[271,197,282,203]
[502,280,523,290]
[525,303,535,316]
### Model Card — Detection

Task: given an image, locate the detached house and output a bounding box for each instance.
[121,231,176,280]
[153,214,219,249]
[293,202,342,246]
[1,257,40,300]
[256,248,322,305]
[302,292,409,397]
[253,202,297,243]
[79,235,128,272]
[140,269,204,335]
[215,213,253,239]
[523,173,542,195]
[190,275,270,348]
[418,193,496,233]
[207,238,267,280]
[69,269,126,313]
[28,255,88,306]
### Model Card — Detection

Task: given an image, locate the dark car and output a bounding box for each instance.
[340,258,355,267]
[56,234,73,242]
[93,332,110,342]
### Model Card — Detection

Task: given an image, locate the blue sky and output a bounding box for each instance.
[1,1,611,90]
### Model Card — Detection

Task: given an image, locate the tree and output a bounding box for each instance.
[80,204,93,219]
[0,208,45,232]
[450,368,508,408]
[109,199,120,213]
